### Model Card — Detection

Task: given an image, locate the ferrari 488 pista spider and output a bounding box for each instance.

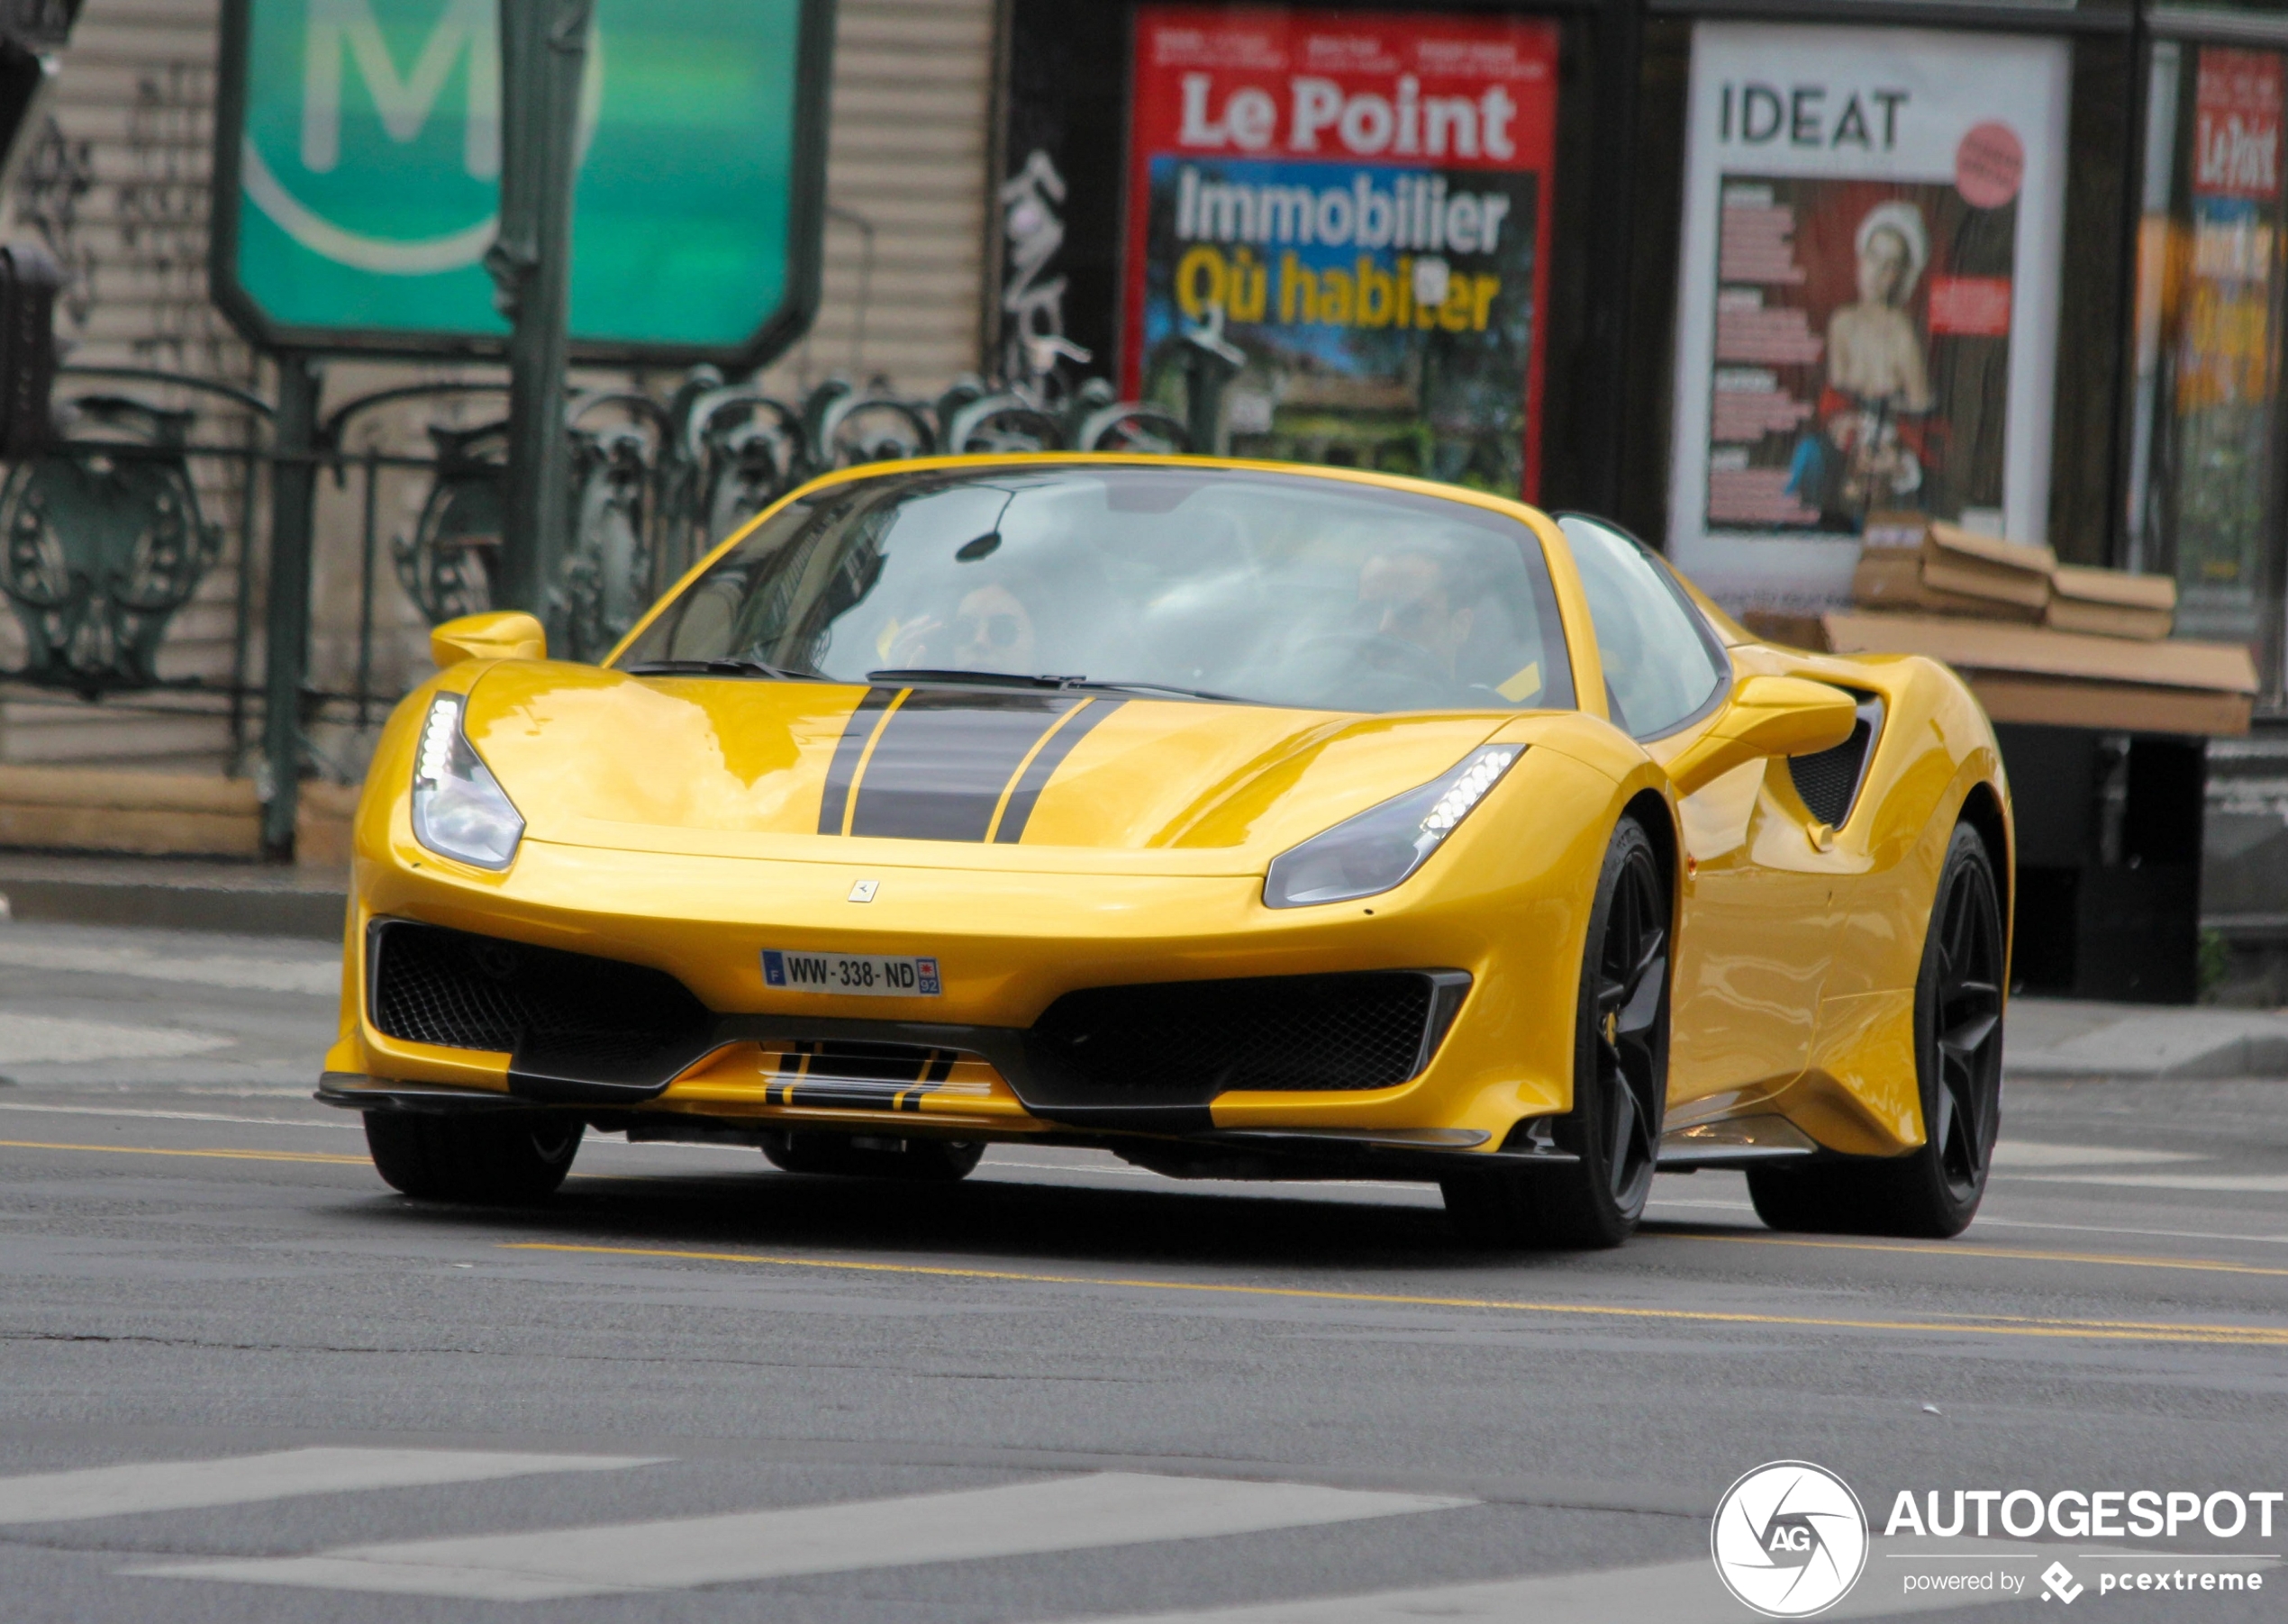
[322,456,2011,1247]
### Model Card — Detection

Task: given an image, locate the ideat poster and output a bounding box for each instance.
[1122,7,1558,497]
[1668,24,2070,612]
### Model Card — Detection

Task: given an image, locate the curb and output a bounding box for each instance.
[0,876,348,941]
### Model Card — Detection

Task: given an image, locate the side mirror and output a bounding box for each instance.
[1666,675,1858,799]
[431,611,546,668]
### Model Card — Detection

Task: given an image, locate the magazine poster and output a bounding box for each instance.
[1122,7,1558,497]
[1667,24,2070,611]
[2172,46,2284,616]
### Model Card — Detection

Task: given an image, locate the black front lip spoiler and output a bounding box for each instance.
[314,1072,1586,1179]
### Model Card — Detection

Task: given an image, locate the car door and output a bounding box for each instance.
[1557,516,1836,1120]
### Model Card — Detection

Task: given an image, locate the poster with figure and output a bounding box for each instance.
[1669,24,2070,612]
[1122,7,1558,498]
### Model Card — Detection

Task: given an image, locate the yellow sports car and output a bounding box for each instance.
[322,455,2011,1247]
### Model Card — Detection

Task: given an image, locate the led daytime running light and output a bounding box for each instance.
[409,692,524,870]
[1421,747,1518,838]
[1263,742,1524,909]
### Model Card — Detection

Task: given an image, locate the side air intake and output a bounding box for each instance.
[1790,694,1884,827]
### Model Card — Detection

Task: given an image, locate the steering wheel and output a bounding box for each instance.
[1290,631,1460,691]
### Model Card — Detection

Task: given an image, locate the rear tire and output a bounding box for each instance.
[363,1111,582,1204]
[1748,821,2003,1238]
[1442,816,1670,1249]
[758,1131,985,1182]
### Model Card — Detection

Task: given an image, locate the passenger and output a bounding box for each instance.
[1357,546,1475,680]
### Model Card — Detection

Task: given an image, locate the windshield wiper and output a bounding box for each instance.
[865,668,1242,703]
[622,658,823,681]
[1068,678,1244,703]
[866,667,1085,689]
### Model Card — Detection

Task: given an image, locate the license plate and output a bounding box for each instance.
[762,949,940,997]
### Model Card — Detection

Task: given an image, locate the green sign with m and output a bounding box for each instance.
[213,0,832,362]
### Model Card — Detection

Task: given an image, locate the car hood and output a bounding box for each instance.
[455,663,1518,872]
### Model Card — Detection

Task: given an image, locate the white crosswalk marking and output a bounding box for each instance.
[0,1447,660,1525]
[134,1472,1471,1601]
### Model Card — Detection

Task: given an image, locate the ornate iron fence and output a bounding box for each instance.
[0,358,1185,820]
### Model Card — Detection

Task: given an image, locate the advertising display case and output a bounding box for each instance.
[1663,22,2072,613]
[2126,22,2288,696]
[1121,6,1562,496]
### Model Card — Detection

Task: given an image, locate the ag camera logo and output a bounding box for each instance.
[1711,1460,1870,1617]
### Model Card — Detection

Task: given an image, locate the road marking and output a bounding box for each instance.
[2009,1172,2288,1193]
[0,1103,359,1130]
[135,1472,1468,1601]
[0,1013,232,1066]
[1650,1197,2288,1247]
[0,1139,369,1166]
[1988,1142,2206,1168]
[1666,1232,2288,1279]
[0,1447,658,1525]
[502,1242,2288,1347]
[0,937,339,995]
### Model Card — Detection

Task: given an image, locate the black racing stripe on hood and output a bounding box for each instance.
[994,698,1124,844]
[848,688,1087,842]
[817,686,899,836]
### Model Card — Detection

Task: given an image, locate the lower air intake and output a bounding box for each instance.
[368,921,714,1095]
[1028,969,1466,1102]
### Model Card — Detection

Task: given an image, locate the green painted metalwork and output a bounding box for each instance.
[209,0,833,365]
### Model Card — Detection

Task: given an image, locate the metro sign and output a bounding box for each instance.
[212,0,832,362]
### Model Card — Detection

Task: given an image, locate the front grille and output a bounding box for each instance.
[1789,696,1882,827]
[368,921,713,1093]
[1028,970,1462,1098]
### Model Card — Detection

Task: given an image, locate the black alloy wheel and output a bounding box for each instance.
[1748,821,2004,1238]
[759,1131,985,1182]
[1442,816,1671,1248]
[363,1110,583,1204]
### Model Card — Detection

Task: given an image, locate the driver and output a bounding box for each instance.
[885,581,1039,673]
[1357,546,1475,679]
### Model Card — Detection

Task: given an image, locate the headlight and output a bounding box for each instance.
[1264,744,1522,908]
[411,693,523,869]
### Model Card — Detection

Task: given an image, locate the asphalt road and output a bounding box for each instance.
[0,918,2283,1623]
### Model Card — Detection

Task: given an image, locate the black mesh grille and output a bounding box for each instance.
[369,922,713,1086]
[1030,972,1444,1096]
[1789,697,1882,827]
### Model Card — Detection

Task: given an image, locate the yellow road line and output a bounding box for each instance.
[1667,1231,2288,1280]
[502,1242,2288,1347]
[0,1139,370,1166]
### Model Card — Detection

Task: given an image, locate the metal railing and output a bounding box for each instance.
[0,359,1185,836]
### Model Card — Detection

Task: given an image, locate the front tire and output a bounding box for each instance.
[1748,821,2004,1238]
[1443,816,1671,1249]
[758,1131,985,1182]
[363,1111,582,1204]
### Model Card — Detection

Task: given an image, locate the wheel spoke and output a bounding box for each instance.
[1619,949,1666,1035]
[1929,1075,1957,1167]
[1941,1065,1984,1184]
[1942,1011,1999,1058]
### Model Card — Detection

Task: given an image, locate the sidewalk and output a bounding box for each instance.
[2003,997,2288,1081]
[0,853,347,941]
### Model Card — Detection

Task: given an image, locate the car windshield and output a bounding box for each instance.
[613,464,1575,714]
